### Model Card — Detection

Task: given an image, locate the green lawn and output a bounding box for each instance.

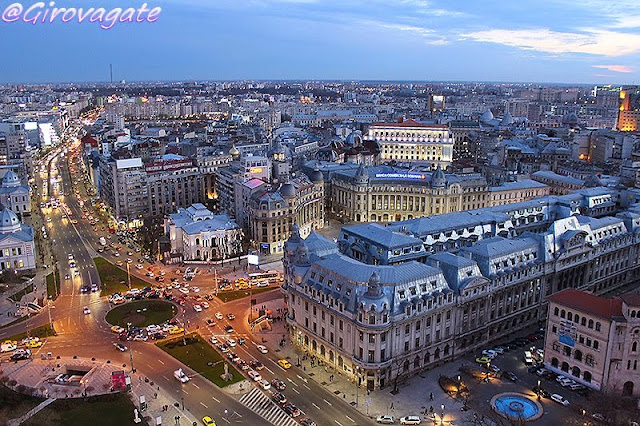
[9,283,34,302]
[6,324,56,342]
[156,333,244,388]
[0,384,44,424]
[105,300,177,328]
[46,272,60,300]
[217,287,276,303]
[94,257,147,295]
[23,392,148,426]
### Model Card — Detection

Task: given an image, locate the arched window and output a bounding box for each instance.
[581,317,587,326]
[574,314,580,324]
[571,366,581,377]
[567,312,573,321]
[403,360,410,372]
[632,311,636,318]
[551,358,559,368]
[561,362,569,372]
[561,309,566,319]
[574,350,583,362]
[595,322,601,332]
[632,341,638,352]
[593,340,599,350]
[588,319,594,329]
[554,307,559,316]
[434,348,440,359]
[444,344,450,356]
[414,356,420,369]
[583,371,592,382]
[424,351,431,363]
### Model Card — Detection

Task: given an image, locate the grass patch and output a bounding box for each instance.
[23,391,148,426]
[9,283,34,302]
[0,384,44,423]
[157,333,244,388]
[94,257,147,296]
[105,300,177,328]
[217,287,275,303]
[6,324,57,342]
[46,272,60,300]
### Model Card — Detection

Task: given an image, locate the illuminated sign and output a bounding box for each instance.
[249,167,263,174]
[559,320,576,347]
[375,173,426,180]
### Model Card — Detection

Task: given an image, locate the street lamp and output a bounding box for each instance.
[440,404,445,425]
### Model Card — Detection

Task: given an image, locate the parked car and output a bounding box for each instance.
[283,403,301,417]
[114,342,127,352]
[504,371,518,381]
[532,386,551,399]
[400,416,422,425]
[272,392,287,405]
[271,379,286,391]
[259,379,271,390]
[376,415,395,424]
[550,393,570,406]
[256,345,268,354]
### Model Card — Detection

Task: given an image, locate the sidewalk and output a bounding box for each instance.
[130,371,199,426]
[253,298,494,426]
[0,269,49,328]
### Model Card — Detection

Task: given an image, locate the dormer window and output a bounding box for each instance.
[410,287,417,296]
[399,290,406,299]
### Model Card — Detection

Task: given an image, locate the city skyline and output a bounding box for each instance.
[2,0,640,84]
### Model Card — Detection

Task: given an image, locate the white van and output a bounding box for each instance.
[523,350,534,365]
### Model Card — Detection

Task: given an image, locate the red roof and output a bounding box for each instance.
[548,289,623,320]
[81,135,98,147]
[370,119,448,129]
[620,293,640,307]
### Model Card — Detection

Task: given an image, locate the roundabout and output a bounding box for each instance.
[491,392,543,422]
[105,300,178,328]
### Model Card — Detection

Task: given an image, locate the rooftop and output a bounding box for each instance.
[548,289,623,320]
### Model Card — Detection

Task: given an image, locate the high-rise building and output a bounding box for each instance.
[618,86,640,132]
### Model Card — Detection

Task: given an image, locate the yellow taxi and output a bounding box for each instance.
[277,359,292,370]
[202,416,216,426]
[168,327,184,335]
[25,340,43,348]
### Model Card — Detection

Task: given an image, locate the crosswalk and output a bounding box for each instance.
[238,387,299,426]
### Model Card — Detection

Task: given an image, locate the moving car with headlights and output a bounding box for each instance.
[174,368,189,383]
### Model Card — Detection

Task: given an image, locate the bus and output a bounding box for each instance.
[249,270,280,287]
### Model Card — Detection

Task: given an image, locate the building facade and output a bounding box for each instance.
[544,289,640,397]
[365,119,454,167]
[0,203,36,271]
[0,170,31,217]
[164,203,243,262]
[281,187,640,391]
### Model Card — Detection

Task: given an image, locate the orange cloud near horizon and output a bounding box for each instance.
[592,65,634,73]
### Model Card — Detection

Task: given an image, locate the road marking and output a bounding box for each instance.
[212,396,220,403]
[221,418,230,424]
[296,374,308,383]
[287,378,298,387]
[335,421,343,426]
[324,399,332,406]
[192,383,200,389]
[200,402,208,409]
[158,359,164,365]
[345,415,355,423]
[291,388,300,394]
[303,384,311,390]
[264,366,274,374]
[312,403,320,409]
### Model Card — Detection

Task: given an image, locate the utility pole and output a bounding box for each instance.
[129,342,135,373]
[214,268,218,296]
[182,307,187,346]
[126,262,131,290]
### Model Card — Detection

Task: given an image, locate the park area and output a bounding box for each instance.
[105,300,177,328]
[157,333,243,387]
[94,257,147,295]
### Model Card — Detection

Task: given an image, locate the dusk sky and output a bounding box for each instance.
[2,0,640,84]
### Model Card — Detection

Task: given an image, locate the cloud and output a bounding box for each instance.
[592,64,634,73]
[361,20,450,45]
[462,28,640,57]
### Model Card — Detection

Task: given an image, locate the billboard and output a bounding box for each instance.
[559,320,576,347]
[247,254,259,265]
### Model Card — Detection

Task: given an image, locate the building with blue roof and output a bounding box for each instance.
[0,203,35,271]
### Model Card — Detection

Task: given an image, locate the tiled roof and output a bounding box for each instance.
[370,119,447,129]
[620,293,640,307]
[548,289,623,320]
[342,223,422,249]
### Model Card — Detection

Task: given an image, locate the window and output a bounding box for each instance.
[595,322,601,332]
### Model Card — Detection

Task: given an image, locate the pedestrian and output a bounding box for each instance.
[429,406,433,413]
[430,392,433,401]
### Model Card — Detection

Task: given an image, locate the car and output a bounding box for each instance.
[299,419,316,426]
[201,301,209,309]
[174,368,190,383]
[91,283,99,292]
[271,379,286,391]
[238,360,250,371]
[114,342,127,352]
[278,359,292,369]
[68,253,74,260]
[10,349,31,361]
[126,258,133,264]
[226,337,237,347]
[568,383,584,391]
[218,344,229,353]
[247,370,262,382]
[475,356,491,364]
[227,313,235,320]
[215,312,223,320]
[550,393,570,406]
[24,339,43,348]
[504,371,518,381]
[64,274,70,280]
[250,360,264,371]
[272,392,287,405]
[535,368,548,376]
[206,319,216,327]
[400,416,421,425]
[494,346,506,354]
[135,264,144,269]
[168,326,184,335]
[592,413,607,422]
[238,337,246,345]
[210,336,219,344]
[556,376,575,387]
[256,345,268,354]
[482,349,498,358]
[259,379,271,390]
[179,287,189,294]
[115,260,124,266]
[192,286,200,293]
[488,364,500,373]
[376,415,395,424]
[193,305,203,313]
[202,416,216,426]
[283,403,301,417]
[83,306,91,315]
[532,386,551,399]
[224,325,234,333]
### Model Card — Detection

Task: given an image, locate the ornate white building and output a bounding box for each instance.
[0,170,31,217]
[0,203,36,271]
[164,204,243,262]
